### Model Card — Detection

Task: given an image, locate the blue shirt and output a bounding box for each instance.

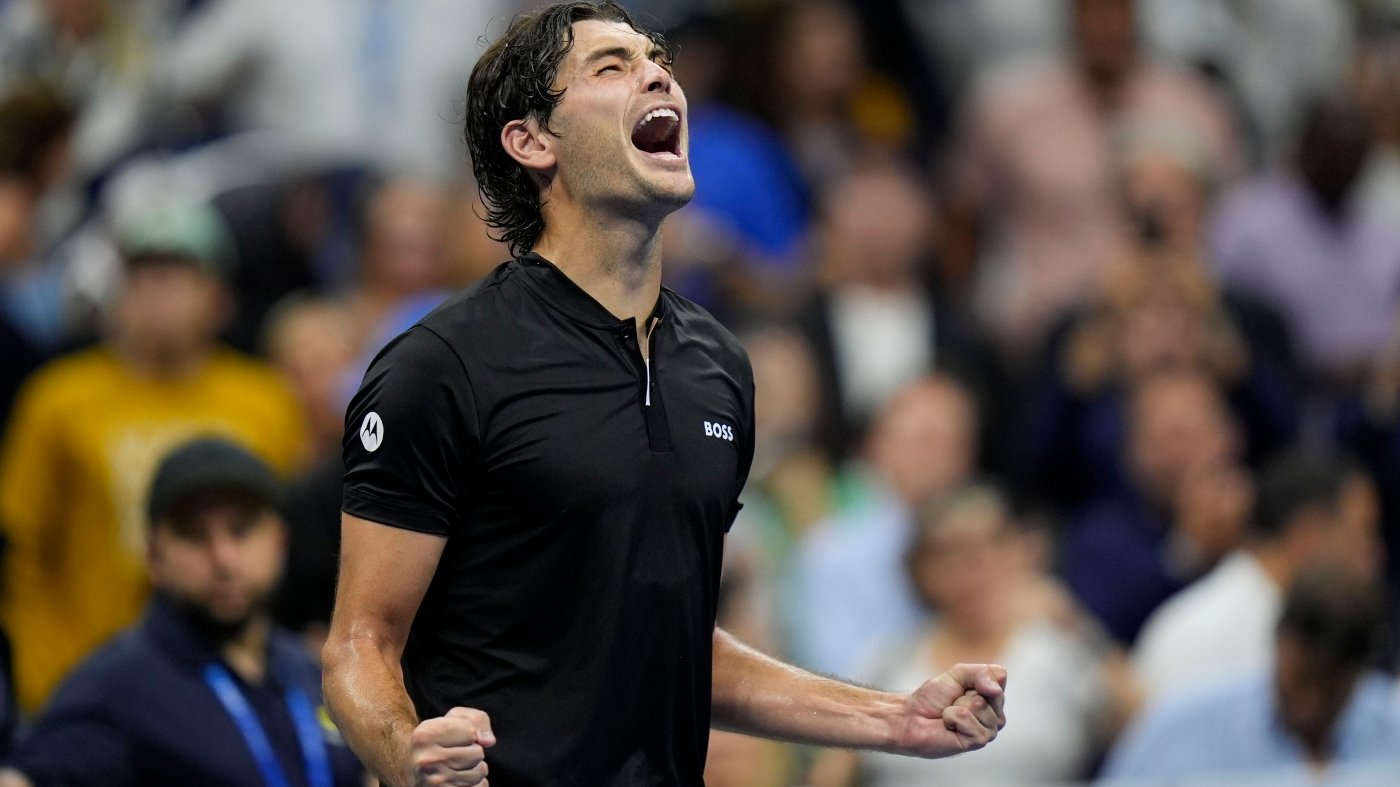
[1103,669,1400,785]
[10,595,364,787]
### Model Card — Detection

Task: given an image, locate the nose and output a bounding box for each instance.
[207,528,242,575]
[642,58,672,94]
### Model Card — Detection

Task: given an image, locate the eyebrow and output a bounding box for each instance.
[581,44,667,68]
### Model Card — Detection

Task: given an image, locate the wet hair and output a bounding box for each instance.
[1276,565,1382,669]
[464,1,673,256]
[1251,451,1361,540]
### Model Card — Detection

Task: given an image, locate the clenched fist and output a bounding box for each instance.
[409,707,495,786]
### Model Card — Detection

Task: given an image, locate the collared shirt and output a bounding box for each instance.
[10,595,364,787]
[1133,550,1281,698]
[342,255,756,786]
[1103,670,1400,785]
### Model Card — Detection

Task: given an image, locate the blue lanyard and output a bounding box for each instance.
[203,663,334,787]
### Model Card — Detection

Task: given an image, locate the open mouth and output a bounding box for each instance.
[631,107,683,159]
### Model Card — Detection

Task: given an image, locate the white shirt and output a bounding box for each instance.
[1132,550,1280,698]
[858,620,1109,787]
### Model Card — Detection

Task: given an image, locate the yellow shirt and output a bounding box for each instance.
[0,347,306,711]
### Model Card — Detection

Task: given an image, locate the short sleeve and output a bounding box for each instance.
[342,327,479,537]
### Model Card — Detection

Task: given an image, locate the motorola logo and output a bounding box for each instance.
[360,412,384,452]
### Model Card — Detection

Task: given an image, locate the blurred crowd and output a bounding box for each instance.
[2,0,1400,784]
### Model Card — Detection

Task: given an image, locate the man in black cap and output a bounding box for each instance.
[0,437,363,787]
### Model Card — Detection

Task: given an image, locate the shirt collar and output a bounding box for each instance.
[515,253,669,330]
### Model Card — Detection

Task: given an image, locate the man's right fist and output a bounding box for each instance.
[409,707,495,786]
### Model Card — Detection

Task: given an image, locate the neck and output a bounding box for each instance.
[111,337,210,380]
[532,203,665,335]
[1248,541,1293,589]
[221,614,271,684]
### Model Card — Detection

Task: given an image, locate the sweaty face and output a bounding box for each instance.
[148,493,286,632]
[544,20,693,218]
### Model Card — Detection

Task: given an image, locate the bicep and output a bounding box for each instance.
[329,513,446,656]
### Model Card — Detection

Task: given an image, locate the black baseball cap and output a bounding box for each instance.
[146,437,280,527]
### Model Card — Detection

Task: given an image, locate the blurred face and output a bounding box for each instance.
[1128,373,1238,505]
[869,380,977,507]
[1123,151,1207,251]
[1073,0,1137,87]
[539,20,693,220]
[1316,476,1383,579]
[267,303,356,451]
[822,167,936,286]
[1274,634,1361,755]
[148,492,286,632]
[747,329,820,446]
[779,2,863,111]
[112,258,227,360]
[911,502,1021,618]
[363,182,448,297]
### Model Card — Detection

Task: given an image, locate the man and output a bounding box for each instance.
[1133,452,1381,698]
[0,437,364,786]
[1059,367,1250,643]
[793,374,982,677]
[1104,567,1400,784]
[0,199,306,712]
[322,4,1008,787]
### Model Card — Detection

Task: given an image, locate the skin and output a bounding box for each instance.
[109,257,230,379]
[323,20,1007,787]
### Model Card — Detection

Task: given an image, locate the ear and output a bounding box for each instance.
[501,118,557,188]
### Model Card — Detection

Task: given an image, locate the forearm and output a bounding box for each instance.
[710,627,906,751]
[322,634,419,787]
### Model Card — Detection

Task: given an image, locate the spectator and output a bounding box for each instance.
[0,0,170,181]
[156,0,513,178]
[945,0,1240,358]
[1210,90,1400,390]
[1103,567,1400,785]
[810,485,1137,787]
[263,295,356,464]
[1060,366,1252,643]
[792,374,980,676]
[1139,0,1355,167]
[0,437,365,786]
[1134,452,1382,699]
[1014,249,1295,513]
[0,200,305,712]
[0,81,75,437]
[794,157,995,464]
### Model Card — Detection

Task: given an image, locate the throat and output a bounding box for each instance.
[220,615,271,684]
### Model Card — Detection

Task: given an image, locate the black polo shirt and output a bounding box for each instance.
[341,254,755,786]
[11,595,364,786]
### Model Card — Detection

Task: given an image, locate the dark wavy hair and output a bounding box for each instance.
[465,1,673,256]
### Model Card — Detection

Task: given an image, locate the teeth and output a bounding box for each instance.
[642,108,679,125]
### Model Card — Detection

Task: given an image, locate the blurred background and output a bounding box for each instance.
[2,0,1400,784]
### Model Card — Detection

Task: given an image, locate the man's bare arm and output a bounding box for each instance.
[710,628,1006,757]
[323,513,492,787]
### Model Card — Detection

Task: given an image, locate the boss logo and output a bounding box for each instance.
[703,421,734,441]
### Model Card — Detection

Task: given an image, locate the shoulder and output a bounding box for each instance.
[40,629,153,714]
[662,290,750,375]
[15,347,119,410]
[412,261,528,346]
